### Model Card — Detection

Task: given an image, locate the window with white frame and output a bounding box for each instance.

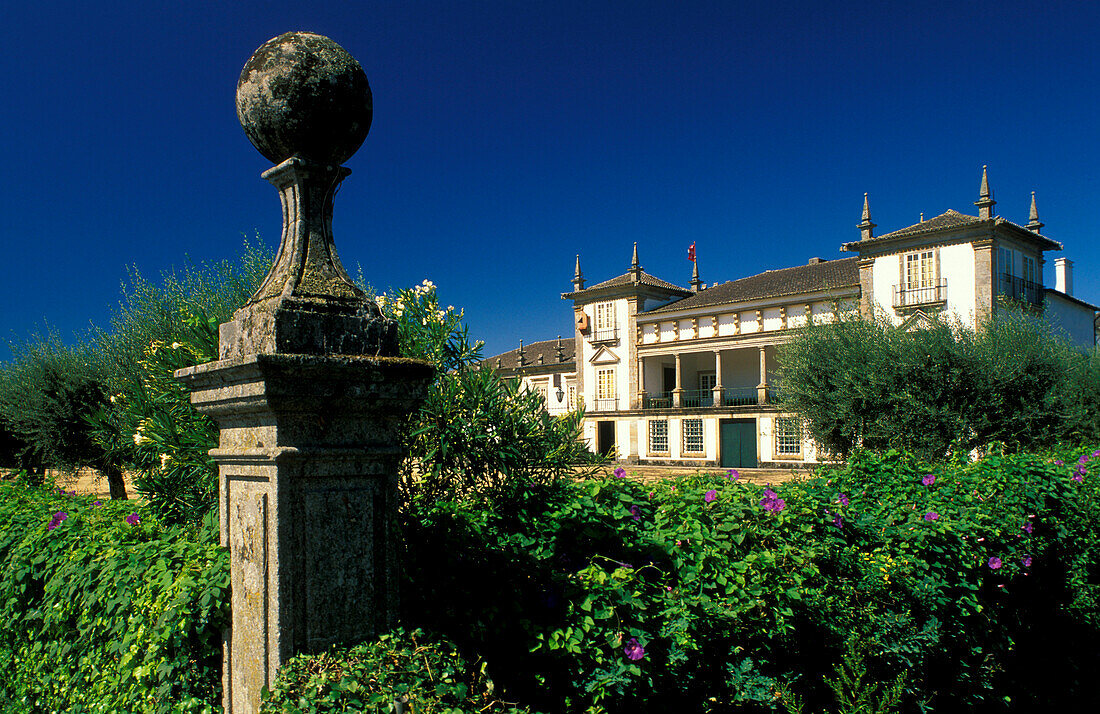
[648,420,668,453]
[698,372,716,391]
[595,368,616,409]
[905,250,935,289]
[594,302,615,330]
[1022,255,1038,285]
[682,418,704,453]
[592,302,617,341]
[775,417,801,456]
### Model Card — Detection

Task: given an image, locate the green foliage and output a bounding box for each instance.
[86,240,274,519]
[402,447,1100,713]
[777,311,1099,460]
[374,281,596,506]
[0,333,110,475]
[0,481,228,713]
[261,628,538,714]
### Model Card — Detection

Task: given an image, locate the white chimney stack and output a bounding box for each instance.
[1055,257,1074,296]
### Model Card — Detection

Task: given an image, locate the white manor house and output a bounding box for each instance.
[485,169,1099,469]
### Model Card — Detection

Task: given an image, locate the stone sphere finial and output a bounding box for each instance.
[236,32,372,165]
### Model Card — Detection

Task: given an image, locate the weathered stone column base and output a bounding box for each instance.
[177,353,432,714]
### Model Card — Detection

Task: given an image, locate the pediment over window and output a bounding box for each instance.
[589,345,621,364]
[900,310,939,332]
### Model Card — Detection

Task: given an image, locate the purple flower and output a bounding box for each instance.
[1073,470,1085,483]
[1022,521,1033,534]
[726,469,739,480]
[613,467,626,479]
[832,514,843,529]
[46,511,68,531]
[125,513,141,526]
[922,473,936,487]
[761,489,786,513]
[836,493,849,507]
[623,637,646,661]
[92,500,102,507]
[704,489,718,503]
[924,512,939,521]
[630,505,642,521]
[1092,449,1100,458]
[988,556,1002,570]
[1054,459,1064,466]
[1021,555,1033,568]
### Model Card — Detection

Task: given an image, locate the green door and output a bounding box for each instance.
[720,419,757,468]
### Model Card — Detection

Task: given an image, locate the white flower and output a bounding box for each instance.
[171,342,182,350]
[159,453,171,468]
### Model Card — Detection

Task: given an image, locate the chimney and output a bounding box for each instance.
[807,257,826,265]
[1055,258,1074,296]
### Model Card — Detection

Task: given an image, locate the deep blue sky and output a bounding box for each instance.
[3,0,1098,361]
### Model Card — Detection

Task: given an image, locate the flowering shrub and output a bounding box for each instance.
[0,481,228,713]
[401,446,1100,713]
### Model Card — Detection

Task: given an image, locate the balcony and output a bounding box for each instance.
[590,326,619,344]
[999,274,1043,306]
[639,387,778,410]
[721,387,758,406]
[592,397,619,412]
[893,280,947,309]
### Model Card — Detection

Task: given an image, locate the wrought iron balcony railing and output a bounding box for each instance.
[722,387,758,406]
[592,397,619,412]
[893,279,947,308]
[590,326,619,343]
[999,273,1043,306]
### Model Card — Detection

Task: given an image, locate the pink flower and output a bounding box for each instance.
[726,469,739,480]
[924,512,939,521]
[704,490,717,503]
[623,637,646,661]
[125,513,141,526]
[761,489,785,513]
[613,467,626,479]
[922,473,935,486]
[1022,521,1033,534]
[1021,555,1032,568]
[988,556,1002,570]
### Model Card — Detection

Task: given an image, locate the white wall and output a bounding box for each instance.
[940,242,976,327]
[1045,292,1097,348]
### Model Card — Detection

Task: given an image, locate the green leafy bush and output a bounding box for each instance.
[401,447,1100,713]
[0,334,118,490]
[777,311,1100,459]
[373,281,595,507]
[262,628,537,714]
[0,481,228,713]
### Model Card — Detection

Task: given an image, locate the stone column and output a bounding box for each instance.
[711,350,723,407]
[635,357,646,410]
[672,353,684,407]
[175,33,432,714]
[756,346,769,405]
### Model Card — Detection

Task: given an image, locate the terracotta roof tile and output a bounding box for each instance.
[645,257,859,314]
[483,337,576,371]
[563,271,690,298]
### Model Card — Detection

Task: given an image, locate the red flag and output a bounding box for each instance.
[687,242,696,262]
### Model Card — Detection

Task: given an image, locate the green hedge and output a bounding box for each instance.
[398,446,1100,713]
[0,483,228,713]
[4,445,1099,713]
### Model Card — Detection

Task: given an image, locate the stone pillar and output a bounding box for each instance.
[858,257,875,320]
[672,352,684,407]
[175,33,432,714]
[636,357,646,410]
[711,350,723,407]
[973,237,995,328]
[756,346,769,405]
